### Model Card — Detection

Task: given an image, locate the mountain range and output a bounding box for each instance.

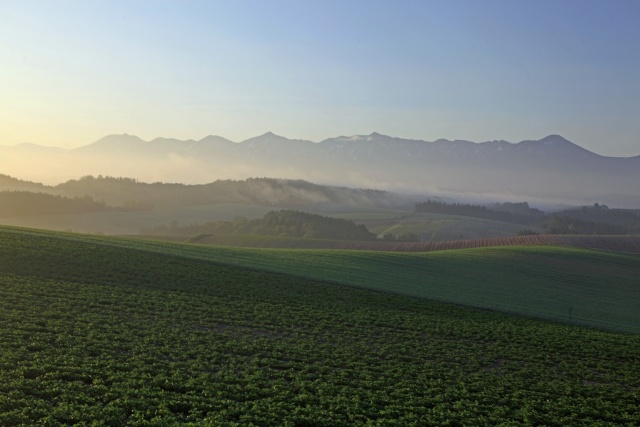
[2,133,639,207]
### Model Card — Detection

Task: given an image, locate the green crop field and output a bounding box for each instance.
[1,226,639,425]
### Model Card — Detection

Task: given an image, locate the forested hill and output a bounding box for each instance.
[142,210,378,241]
[0,174,51,192]
[0,191,110,217]
[48,176,414,210]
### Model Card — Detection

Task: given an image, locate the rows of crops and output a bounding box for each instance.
[1,226,639,425]
[195,233,640,253]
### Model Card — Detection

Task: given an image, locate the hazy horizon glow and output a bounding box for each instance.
[1,0,639,156]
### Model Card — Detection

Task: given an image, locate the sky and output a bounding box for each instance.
[1,0,639,156]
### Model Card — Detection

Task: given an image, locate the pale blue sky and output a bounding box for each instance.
[1,0,639,155]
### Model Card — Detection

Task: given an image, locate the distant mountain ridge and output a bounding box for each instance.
[1,132,639,207]
[5,132,636,160]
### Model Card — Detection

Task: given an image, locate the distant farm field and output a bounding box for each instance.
[191,233,640,254]
[1,226,639,425]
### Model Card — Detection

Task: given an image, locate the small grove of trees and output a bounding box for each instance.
[0,191,109,217]
[141,210,378,241]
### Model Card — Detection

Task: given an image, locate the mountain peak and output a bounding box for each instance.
[514,135,599,159]
[199,135,234,144]
[95,134,144,143]
[241,132,292,146]
[251,131,288,140]
[539,134,572,146]
[337,132,390,142]
[73,134,146,153]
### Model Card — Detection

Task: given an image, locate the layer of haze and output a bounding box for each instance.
[1,0,640,157]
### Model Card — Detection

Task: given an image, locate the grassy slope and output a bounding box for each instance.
[1,226,639,425]
[3,226,639,334]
